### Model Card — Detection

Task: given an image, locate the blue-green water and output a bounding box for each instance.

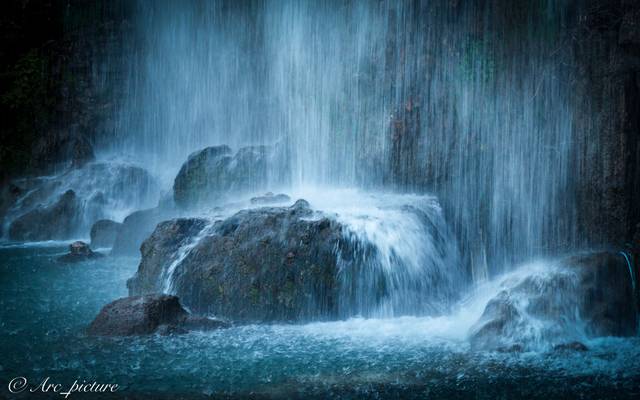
[1,244,639,399]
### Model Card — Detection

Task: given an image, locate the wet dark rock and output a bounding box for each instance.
[633,222,640,248]
[127,218,209,294]
[90,219,122,249]
[110,205,176,256]
[8,190,81,241]
[57,241,103,263]
[87,294,228,336]
[3,162,160,242]
[553,341,589,352]
[250,192,291,205]
[566,252,638,337]
[88,294,187,336]
[470,251,638,351]
[469,291,523,351]
[70,135,95,168]
[128,200,344,322]
[292,199,310,209]
[619,7,640,47]
[155,324,188,336]
[573,0,640,250]
[173,144,288,209]
[0,183,24,233]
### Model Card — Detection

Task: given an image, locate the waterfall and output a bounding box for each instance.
[104,0,583,280]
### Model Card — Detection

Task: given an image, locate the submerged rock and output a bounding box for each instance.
[173,144,287,209]
[87,294,229,336]
[128,200,344,322]
[250,192,291,205]
[90,219,122,248]
[469,252,638,351]
[57,241,103,263]
[9,190,81,241]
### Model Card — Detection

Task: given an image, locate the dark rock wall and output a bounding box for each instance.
[0,0,132,181]
[572,0,640,247]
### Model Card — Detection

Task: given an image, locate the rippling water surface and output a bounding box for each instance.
[1,245,639,399]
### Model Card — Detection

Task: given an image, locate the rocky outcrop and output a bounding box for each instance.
[469,252,638,351]
[173,144,287,209]
[87,294,229,336]
[126,218,209,294]
[57,241,103,263]
[110,206,175,256]
[572,0,640,248]
[128,200,345,322]
[8,189,81,241]
[90,219,121,248]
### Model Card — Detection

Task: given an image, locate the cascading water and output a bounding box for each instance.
[103,0,583,283]
[309,189,464,317]
[3,1,640,397]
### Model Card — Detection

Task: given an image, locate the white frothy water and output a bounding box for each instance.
[296,187,464,317]
[289,259,591,351]
[162,221,216,294]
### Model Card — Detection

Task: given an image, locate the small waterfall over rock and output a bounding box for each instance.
[129,189,464,320]
[305,189,463,318]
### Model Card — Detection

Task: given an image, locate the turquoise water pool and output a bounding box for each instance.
[1,244,639,399]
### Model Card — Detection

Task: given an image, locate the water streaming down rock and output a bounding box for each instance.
[2,162,161,241]
[105,0,586,281]
[309,189,464,318]
[468,251,638,351]
[129,189,465,320]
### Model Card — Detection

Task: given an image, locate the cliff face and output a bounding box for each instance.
[0,0,132,181]
[573,0,640,247]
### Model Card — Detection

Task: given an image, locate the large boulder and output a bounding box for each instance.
[57,241,103,263]
[128,200,344,322]
[173,144,287,209]
[8,190,81,241]
[90,219,122,248]
[110,206,174,256]
[87,294,230,336]
[469,252,638,351]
